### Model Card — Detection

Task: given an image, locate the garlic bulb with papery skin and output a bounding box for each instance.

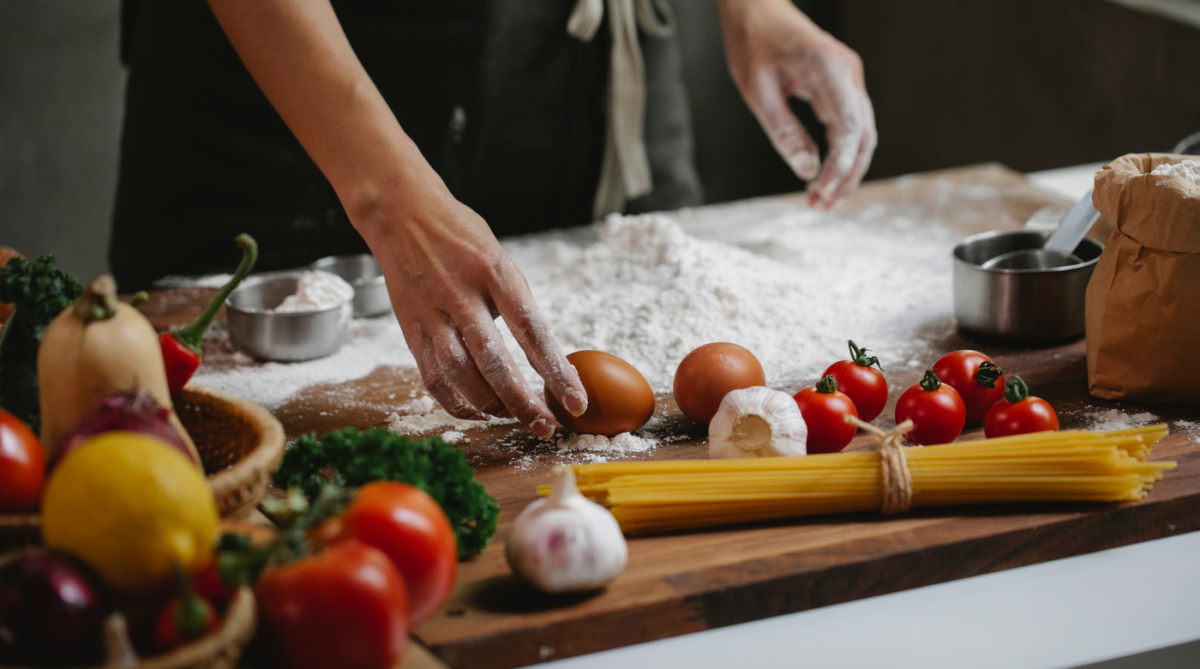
[506,466,628,592]
[708,387,807,459]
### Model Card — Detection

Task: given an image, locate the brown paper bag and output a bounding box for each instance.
[1086,153,1200,403]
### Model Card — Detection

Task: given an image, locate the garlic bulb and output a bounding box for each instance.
[708,386,807,459]
[506,466,628,593]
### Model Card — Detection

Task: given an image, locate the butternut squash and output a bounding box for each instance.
[37,275,200,465]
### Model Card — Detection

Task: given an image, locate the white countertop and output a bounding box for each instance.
[525,163,1200,669]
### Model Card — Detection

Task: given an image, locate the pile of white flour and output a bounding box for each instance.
[273,270,354,313]
[192,201,958,440]
[1151,159,1200,184]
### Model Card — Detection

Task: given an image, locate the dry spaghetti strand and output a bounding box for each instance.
[537,426,1175,535]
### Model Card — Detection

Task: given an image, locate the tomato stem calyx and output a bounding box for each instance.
[847,340,883,371]
[1003,376,1030,404]
[815,374,840,394]
[975,361,1002,389]
[918,369,942,392]
[172,565,213,640]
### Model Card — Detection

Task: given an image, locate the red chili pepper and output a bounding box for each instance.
[153,566,221,651]
[160,234,257,395]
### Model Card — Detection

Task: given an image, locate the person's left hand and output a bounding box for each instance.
[719,0,877,210]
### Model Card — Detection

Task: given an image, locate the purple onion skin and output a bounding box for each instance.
[54,391,195,468]
[0,552,106,666]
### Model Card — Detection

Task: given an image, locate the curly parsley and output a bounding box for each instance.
[273,428,499,559]
[0,255,82,431]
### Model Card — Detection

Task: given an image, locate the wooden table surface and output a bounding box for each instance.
[146,165,1200,669]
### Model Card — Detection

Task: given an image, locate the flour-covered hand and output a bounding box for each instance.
[358,184,587,438]
[720,0,876,210]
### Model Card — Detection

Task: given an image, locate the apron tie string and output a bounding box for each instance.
[568,0,674,219]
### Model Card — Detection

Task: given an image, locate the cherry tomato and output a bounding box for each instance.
[256,541,409,669]
[0,409,44,513]
[895,370,966,445]
[674,343,766,425]
[793,375,859,454]
[153,570,220,651]
[823,340,888,422]
[931,350,1005,423]
[320,482,457,625]
[984,376,1059,438]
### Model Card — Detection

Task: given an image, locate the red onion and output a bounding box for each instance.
[0,552,106,665]
[55,391,195,467]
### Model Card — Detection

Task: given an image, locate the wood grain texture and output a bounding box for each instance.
[149,165,1198,669]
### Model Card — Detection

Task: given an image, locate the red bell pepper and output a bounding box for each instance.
[160,234,257,395]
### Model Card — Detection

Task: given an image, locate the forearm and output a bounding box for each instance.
[206,0,442,243]
[718,0,824,45]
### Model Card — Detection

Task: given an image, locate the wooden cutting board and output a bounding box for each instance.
[147,164,1200,669]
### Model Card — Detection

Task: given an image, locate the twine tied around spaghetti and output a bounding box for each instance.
[845,416,916,514]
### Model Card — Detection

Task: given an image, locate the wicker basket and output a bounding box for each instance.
[126,587,257,669]
[0,515,39,552]
[0,549,257,669]
[176,383,286,519]
[0,383,285,547]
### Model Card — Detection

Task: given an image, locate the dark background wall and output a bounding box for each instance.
[1,0,1198,280]
[0,0,125,283]
[836,0,1200,177]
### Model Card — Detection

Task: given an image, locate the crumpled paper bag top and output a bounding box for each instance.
[1093,153,1200,254]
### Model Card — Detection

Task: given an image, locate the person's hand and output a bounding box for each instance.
[358,182,588,439]
[719,0,876,210]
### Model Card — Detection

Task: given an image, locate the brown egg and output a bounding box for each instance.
[673,342,766,425]
[546,350,655,437]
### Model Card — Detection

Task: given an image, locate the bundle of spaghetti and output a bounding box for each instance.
[538,426,1174,535]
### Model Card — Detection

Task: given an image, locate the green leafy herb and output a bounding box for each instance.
[273,428,499,560]
[0,255,82,431]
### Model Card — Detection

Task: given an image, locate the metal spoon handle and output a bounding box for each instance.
[1044,188,1100,256]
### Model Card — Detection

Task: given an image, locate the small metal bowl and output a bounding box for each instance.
[953,230,1104,342]
[225,271,353,361]
[311,254,392,317]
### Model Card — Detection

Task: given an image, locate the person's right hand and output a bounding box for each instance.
[360,184,588,439]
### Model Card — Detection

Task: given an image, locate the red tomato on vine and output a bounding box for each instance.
[318,482,457,625]
[895,369,966,445]
[794,375,859,454]
[931,350,1005,423]
[823,340,888,422]
[255,541,410,669]
[984,376,1059,438]
[0,409,44,513]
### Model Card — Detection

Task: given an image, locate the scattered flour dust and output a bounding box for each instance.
[1150,159,1200,185]
[1078,408,1160,432]
[1173,419,1200,446]
[191,200,959,449]
[384,407,516,438]
[191,318,414,409]
[555,432,658,454]
[439,430,467,444]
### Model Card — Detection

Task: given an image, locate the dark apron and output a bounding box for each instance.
[111,0,702,289]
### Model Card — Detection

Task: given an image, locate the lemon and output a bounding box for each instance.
[42,431,218,596]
